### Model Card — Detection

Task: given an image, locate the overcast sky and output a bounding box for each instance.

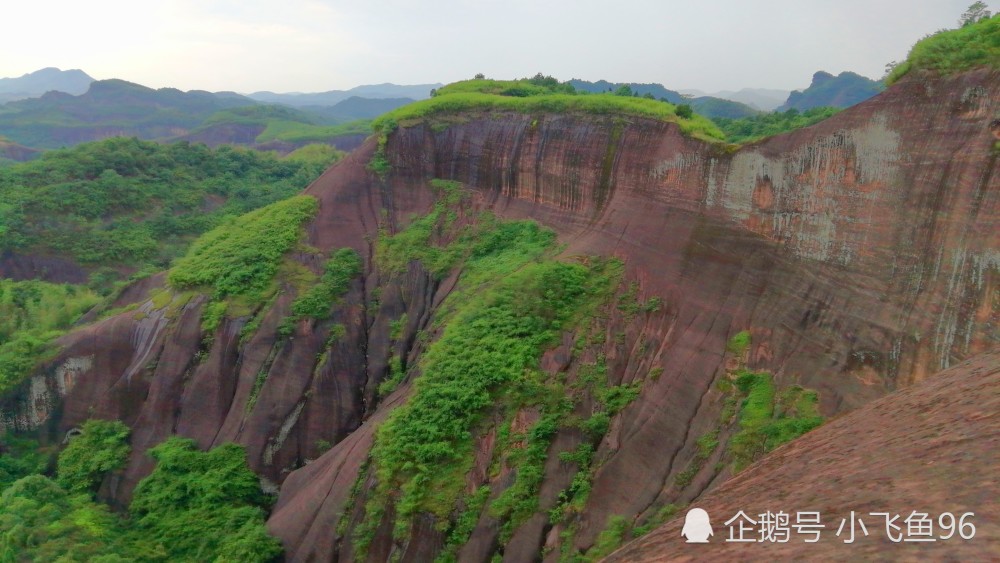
[1,0,993,94]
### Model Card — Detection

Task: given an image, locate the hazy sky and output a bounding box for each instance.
[1,0,994,93]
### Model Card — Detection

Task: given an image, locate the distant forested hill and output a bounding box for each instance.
[0,67,94,103]
[779,71,883,111]
[568,79,758,118]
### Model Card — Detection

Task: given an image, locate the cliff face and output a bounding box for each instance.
[1,69,997,560]
[605,349,1000,561]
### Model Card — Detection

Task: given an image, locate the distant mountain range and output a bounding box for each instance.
[0,67,94,103]
[568,79,759,119]
[0,74,426,156]
[778,71,883,111]
[0,67,885,159]
[679,88,790,112]
[248,83,439,106]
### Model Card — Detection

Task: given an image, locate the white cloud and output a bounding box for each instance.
[0,0,994,92]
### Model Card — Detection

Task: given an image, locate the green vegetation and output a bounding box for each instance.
[372,78,725,142]
[726,330,751,355]
[255,118,371,143]
[713,107,840,144]
[168,195,318,300]
[729,371,823,471]
[0,433,49,490]
[0,279,102,394]
[129,437,281,560]
[284,248,362,325]
[56,419,130,494]
[0,422,281,561]
[352,180,625,556]
[0,137,336,274]
[887,13,1000,84]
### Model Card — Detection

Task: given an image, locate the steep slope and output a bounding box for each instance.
[606,349,1000,561]
[0,66,996,563]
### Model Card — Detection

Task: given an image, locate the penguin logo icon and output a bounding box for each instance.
[681,508,713,543]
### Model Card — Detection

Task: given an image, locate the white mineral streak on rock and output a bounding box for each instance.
[717,113,901,265]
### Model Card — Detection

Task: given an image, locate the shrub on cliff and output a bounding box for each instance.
[56,419,130,495]
[887,12,1000,84]
[168,195,318,300]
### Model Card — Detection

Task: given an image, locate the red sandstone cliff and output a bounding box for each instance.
[0,68,997,560]
[604,349,1000,561]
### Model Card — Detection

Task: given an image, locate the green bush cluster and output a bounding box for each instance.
[712,107,840,144]
[0,137,334,272]
[729,371,823,471]
[887,14,1000,84]
[286,248,363,321]
[56,420,131,494]
[0,422,282,561]
[0,279,102,394]
[168,195,318,300]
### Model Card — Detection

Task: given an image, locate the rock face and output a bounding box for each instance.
[1,68,997,561]
[605,349,1000,561]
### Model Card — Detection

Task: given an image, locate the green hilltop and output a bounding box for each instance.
[888,12,1000,84]
[371,75,727,142]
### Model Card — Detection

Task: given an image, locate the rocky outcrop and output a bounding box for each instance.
[1,68,997,561]
[606,349,1000,561]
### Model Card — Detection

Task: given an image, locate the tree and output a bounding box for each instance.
[675,104,694,119]
[960,2,990,27]
[474,73,485,80]
[614,84,633,97]
[56,419,130,495]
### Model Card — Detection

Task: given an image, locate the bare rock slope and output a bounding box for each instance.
[606,350,1000,561]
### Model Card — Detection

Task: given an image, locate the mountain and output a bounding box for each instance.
[302,96,415,122]
[0,79,371,155]
[248,83,440,107]
[1,59,995,562]
[779,70,884,111]
[1,17,998,561]
[569,79,758,118]
[682,87,790,111]
[0,67,94,103]
[0,79,255,148]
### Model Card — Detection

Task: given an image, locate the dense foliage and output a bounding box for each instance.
[729,371,823,470]
[353,181,626,557]
[373,78,725,142]
[0,137,334,274]
[0,423,281,561]
[56,419,130,494]
[0,279,102,394]
[284,248,363,325]
[887,13,1000,84]
[712,107,840,144]
[129,437,281,561]
[168,195,318,300]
